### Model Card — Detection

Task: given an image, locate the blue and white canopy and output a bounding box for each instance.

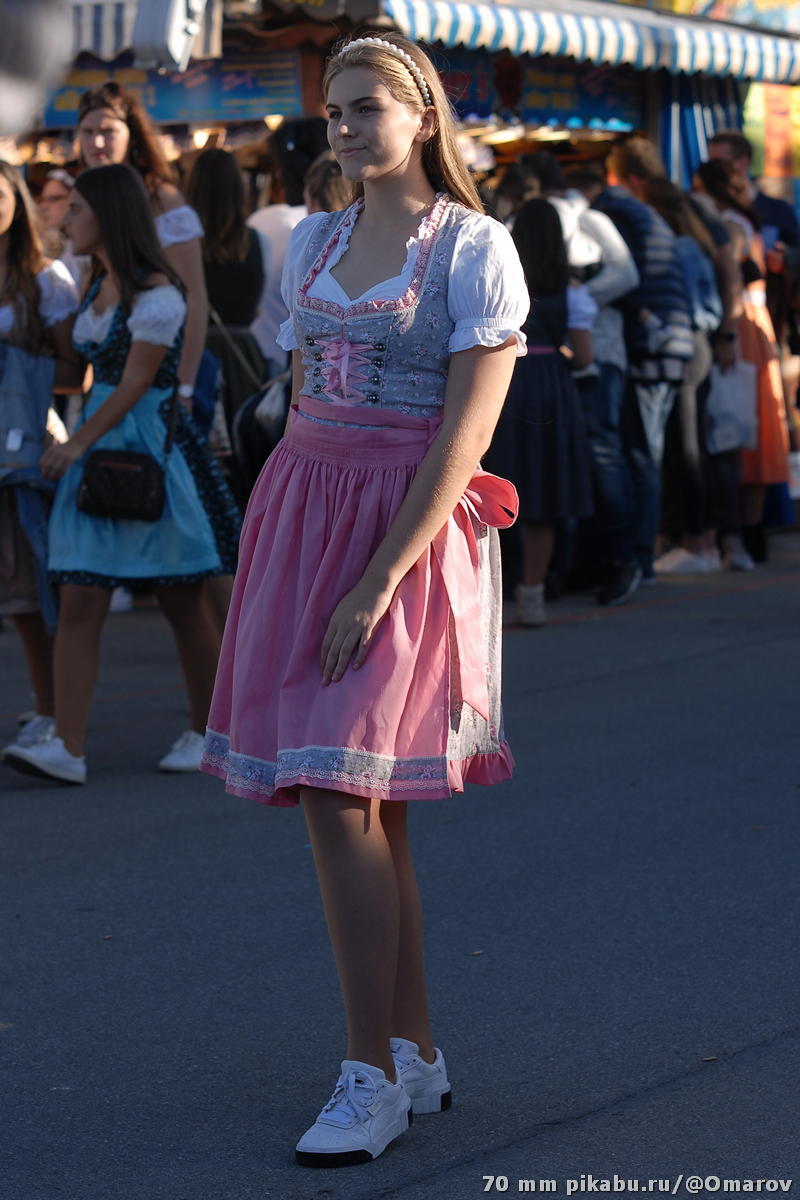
[66,0,222,61]
[381,0,800,84]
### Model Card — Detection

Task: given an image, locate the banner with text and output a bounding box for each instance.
[44,49,303,127]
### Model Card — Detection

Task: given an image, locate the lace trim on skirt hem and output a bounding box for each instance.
[48,566,226,590]
[201,729,514,806]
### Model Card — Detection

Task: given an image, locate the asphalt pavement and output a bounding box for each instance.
[3,537,799,1200]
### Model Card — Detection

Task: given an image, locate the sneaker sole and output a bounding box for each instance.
[410,1088,452,1115]
[600,571,643,607]
[295,1109,413,1168]
[3,750,85,785]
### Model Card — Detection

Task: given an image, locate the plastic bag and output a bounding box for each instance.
[705,360,758,454]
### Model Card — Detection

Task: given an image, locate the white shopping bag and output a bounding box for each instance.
[789,451,800,500]
[705,360,758,454]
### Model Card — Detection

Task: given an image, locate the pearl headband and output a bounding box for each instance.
[335,37,433,108]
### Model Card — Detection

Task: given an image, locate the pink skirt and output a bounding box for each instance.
[201,396,517,806]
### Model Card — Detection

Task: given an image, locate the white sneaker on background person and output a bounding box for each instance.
[2,736,86,785]
[390,1037,452,1114]
[515,583,546,627]
[725,535,755,572]
[109,587,134,613]
[295,1059,412,1167]
[158,730,205,772]
[654,547,709,575]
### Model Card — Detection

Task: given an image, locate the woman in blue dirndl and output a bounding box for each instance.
[3,164,240,785]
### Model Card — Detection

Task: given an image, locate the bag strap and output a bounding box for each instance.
[163,390,179,458]
[208,303,265,392]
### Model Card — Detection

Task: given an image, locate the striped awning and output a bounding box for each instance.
[67,0,222,62]
[381,0,800,84]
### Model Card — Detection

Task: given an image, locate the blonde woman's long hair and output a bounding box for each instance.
[323,32,483,215]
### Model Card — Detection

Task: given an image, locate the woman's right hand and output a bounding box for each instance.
[320,579,395,686]
[40,438,84,480]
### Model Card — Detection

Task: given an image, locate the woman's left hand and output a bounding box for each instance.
[320,580,394,685]
[40,439,84,481]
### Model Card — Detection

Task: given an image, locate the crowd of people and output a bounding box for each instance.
[0,91,334,782]
[2,76,798,785]
[487,131,799,625]
[2,30,799,1171]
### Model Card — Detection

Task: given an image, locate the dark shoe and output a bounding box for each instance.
[597,562,642,607]
[742,524,768,564]
[544,571,563,602]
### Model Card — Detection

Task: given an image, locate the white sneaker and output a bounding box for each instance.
[725,535,755,572]
[3,736,86,785]
[158,730,204,772]
[7,714,56,751]
[295,1059,412,1168]
[109,587,134,613]
[391,1037,452,1114]
[654,547,709,575]
[703,548,723,573]
[516,583,545,627]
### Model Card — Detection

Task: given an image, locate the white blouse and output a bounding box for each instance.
[0,260,79,337]
[73,285,186,347]
[154,205,204,248]
[277,206,529,356]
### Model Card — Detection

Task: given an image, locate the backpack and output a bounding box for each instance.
[674,236,722,334]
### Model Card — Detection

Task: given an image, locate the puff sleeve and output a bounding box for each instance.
[127,285,186,346]
[276,211,331,352]
[37,261,80,327]
[447,214,529,355]
[154,205,204,248]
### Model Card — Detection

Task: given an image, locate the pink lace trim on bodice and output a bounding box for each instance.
[297,192,450,321]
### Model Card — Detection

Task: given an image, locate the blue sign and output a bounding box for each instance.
[44,49,304,127]
[520,58,644,131]
[437,49,496,120]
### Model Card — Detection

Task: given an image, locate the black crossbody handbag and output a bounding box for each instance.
[76,392,179,522]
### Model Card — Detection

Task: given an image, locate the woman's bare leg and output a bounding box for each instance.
[153,582,221,734]
[12,612,54,715]
[203,574,234,639]
[522,521,556,587]
[54,584,112,756]
[302,789,400,1079]
[741,483,766,527]
[379,800,436,1063]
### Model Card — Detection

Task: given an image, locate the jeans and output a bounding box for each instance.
[622,377,678,574]
[577,364,636,565]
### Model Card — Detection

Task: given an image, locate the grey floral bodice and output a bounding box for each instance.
[289,193,466,418]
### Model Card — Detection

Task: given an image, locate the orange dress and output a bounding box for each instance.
[731,222,789,485]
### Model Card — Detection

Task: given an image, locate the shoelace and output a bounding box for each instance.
[321,1072,377,1125]
[19,718,55,747]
